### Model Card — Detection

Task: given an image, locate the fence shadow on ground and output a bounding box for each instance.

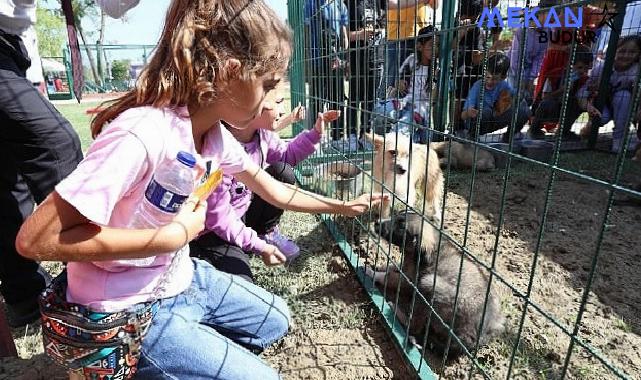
[436,149,641,377]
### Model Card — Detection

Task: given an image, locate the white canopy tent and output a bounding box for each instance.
[41,58,66,73]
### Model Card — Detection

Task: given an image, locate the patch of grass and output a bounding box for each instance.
[55,92,296,146]
[251,250,370,330]
[613,317,632,333]
[53,101,102,151]
[250,212,372,330]
[13,324,43,359]
[494,337,560,380]
[573,364,600,380]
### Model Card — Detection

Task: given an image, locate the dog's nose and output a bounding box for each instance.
[395,165,407,175]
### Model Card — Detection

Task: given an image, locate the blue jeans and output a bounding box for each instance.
[373,100,431,143]
[464,100,530,137]
[601,90,633,141]
[136,258,290,379]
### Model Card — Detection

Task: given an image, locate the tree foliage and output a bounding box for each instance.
[111,59,130,81]
[35,5,66,57]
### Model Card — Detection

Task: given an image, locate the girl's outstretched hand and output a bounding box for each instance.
[340,194,388,217]
[314,110,341,134]
[261,244,287,266]
[165,195,207,249]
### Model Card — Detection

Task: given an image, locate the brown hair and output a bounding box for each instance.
[91,0,292,137]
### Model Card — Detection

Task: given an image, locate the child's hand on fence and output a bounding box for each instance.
[471,50,483,66]
[340,194,388,217]
[260,244,287,266]
[291,104,306,123]
[314,110,341,134]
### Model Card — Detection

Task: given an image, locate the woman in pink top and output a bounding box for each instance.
[15,1,382,379]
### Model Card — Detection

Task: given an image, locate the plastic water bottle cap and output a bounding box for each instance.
[176,151,196,168]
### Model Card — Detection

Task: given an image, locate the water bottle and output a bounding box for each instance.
[115,151,196,268]
[131,151,197,229]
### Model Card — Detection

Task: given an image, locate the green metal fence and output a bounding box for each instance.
[50,44,156,98]
[289,0,641,378]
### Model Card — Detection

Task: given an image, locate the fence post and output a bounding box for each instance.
[434,0,457,133]
[63,48,76,101]
[288,0,306,137]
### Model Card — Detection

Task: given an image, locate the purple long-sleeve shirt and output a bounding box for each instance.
[508,27,548,84]
[204,128,321,253]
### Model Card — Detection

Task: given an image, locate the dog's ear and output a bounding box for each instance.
[364,131,385,150]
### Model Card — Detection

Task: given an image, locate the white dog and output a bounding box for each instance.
[366,133,444,223]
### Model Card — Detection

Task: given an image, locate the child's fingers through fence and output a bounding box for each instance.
[322,110,340,122]
[340,194,389,217]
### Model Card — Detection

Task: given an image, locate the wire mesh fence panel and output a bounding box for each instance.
[288,0,641,378]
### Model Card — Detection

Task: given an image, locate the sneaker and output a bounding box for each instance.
[5,266,52,327]
[262,226,300,262]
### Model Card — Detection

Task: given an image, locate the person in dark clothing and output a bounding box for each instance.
[304,0,349,141]
[1,1,83,327]
[454,0,499,101]
[345,0,385,139]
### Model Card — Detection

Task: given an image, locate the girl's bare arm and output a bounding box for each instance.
[235,162,382,217]
[16,192,205,262]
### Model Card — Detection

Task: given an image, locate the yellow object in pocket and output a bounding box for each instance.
[194,169,224,202]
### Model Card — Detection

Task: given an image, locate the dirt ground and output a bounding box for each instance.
[3,151,640,380]
[340,150,641,379]
[433,152,641,380]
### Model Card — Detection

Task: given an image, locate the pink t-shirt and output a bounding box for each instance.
[56,106,250,312]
